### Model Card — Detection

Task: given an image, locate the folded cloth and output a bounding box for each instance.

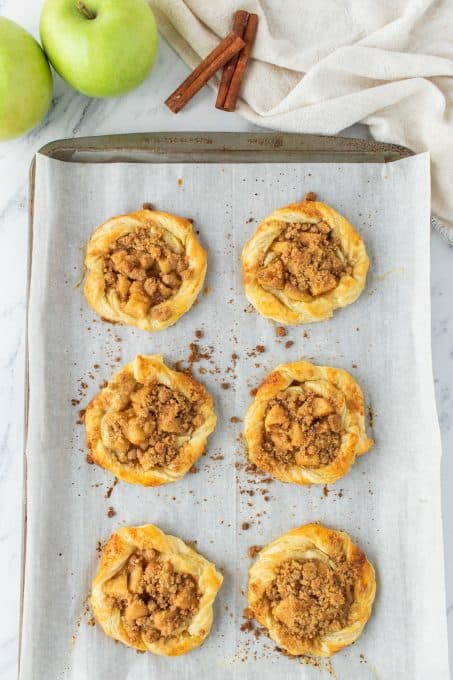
[150,0,453,243]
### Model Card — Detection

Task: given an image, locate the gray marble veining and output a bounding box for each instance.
[0,1,451,677]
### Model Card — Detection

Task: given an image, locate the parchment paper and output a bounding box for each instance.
[20,152,449,679]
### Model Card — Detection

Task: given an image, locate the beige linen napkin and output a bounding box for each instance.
[150,0,453,243]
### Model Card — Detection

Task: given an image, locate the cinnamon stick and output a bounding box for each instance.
[215,10,250,110]
[222,13,258,112]
[165,32,245,113]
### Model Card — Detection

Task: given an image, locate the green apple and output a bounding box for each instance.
[0,18,52,141]
[40,0,158,98]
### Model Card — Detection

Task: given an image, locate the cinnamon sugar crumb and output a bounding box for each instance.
[188,342,211,365]
[248,545,262,559]
[221,382,231,390]
[285,340,294,349]
[276,327,287,337]
[105,478,118,499]
[107,506,116,518]
[240,620,254,632]
[241,522,250,531]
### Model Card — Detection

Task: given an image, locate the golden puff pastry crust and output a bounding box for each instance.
[248,523,376,657]
[244,361,373,485]
[85,354,216,486]
[241,194,369,324]
[91,524,223,655]
[84,208,207,331]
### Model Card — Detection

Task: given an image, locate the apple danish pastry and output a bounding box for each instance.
[241,194,369,324]
[85,354,216,486]
[91,524,223,655]
[84,207,207,330]
[244,361,373,485]
[247,523,376,657]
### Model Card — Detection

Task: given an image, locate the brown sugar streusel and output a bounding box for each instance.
[256,207,352,298]
[258,388,342,469]
[262,556,356,642]
[102,375,205,471]
[104,548,200,644]
[103,227,189,320]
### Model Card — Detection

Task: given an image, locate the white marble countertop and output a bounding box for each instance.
[0,2,451,677]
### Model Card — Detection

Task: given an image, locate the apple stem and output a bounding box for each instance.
[76,1,96,19]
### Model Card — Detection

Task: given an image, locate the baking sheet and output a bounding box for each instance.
[20,152,449,679]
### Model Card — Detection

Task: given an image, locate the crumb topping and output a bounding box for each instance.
[259,388,343,469]
[257,220,351,298]
[104,548,200,644]
[248,545,262,559]
[101,373,205,470]
[103,227,189,319]
[263,557,355,641]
